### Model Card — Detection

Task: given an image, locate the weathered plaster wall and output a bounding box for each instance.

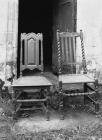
[77,0,102,81]
[0,0,8,80]
[0,0,102,82]
[0,0,18,81]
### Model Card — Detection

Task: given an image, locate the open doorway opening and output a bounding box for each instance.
[18,0,55,76]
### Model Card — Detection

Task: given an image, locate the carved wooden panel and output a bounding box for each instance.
[20,33,43,76]
[27,38,35,65]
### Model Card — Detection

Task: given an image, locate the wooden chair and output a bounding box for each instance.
[8,33,52,121]
[57,29,99,119]
[20,32,43,76]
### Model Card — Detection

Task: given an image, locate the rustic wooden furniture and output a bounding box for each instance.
[7,33,52,121]
[57,29,99,119]
[20,32,43,76]
[10,76,52,120]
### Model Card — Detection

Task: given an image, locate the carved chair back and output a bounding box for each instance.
[20,33,43,76]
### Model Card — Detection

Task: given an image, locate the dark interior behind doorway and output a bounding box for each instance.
[18,0,55,76]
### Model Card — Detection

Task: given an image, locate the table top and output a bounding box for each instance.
[12,76,52,87]
[59,74,95,84]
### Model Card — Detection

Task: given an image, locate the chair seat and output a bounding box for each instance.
[59,74,95,84]
[12,76,52,87]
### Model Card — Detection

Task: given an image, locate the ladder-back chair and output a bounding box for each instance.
[20,33,43,76]
[57,29,99,119]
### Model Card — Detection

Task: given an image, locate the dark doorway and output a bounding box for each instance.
[18,0,55,76]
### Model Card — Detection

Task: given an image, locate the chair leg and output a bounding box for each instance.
[12,100,17,121]
[84,95,87,105]
[59,81,64,120]
[40,88,50,121]
[83,83,87,105]
[46,87,50,121]
[46,102,50,121]
[95,102,99,113]
[93,80,99,113]
[20,71,22,77]
[59,94,64,120]
[11,89,17,121]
